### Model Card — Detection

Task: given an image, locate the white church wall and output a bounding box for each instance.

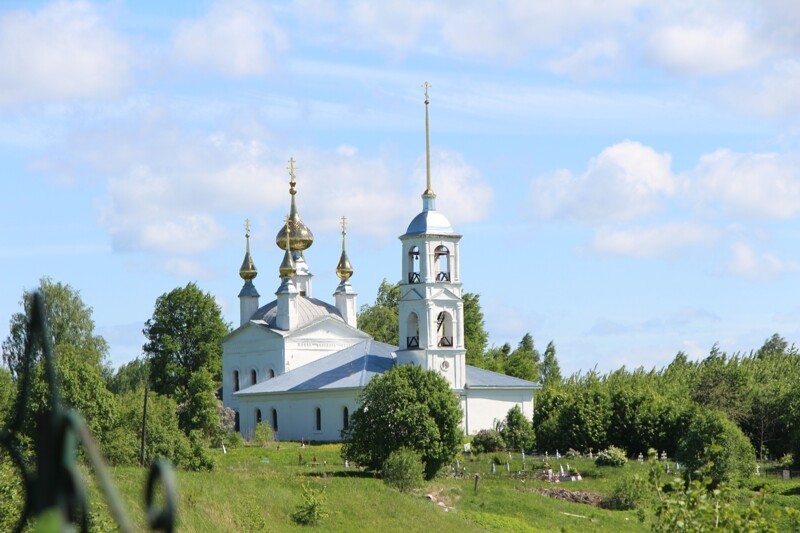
[285,323,366,372]
[464,388,534,436]
[238,389,360,442]
[222,326,284,411]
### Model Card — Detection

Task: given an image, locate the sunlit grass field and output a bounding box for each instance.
[87,443,800,532]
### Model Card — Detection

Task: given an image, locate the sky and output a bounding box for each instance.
[3,0,800,376]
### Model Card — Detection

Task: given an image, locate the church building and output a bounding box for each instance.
[222,90,538,441]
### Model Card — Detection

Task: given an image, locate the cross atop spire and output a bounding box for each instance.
[287,157,298,195]
[244,218,251,237]
[340,215,347,234]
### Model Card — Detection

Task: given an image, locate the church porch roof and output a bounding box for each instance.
[464,365,541,389]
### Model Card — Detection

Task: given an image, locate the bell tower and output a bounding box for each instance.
[396,83,466,390]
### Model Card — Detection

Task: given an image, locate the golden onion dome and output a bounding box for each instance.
[276,159,314,251]
[335,215,353,280]
[239,223,258,281]
[279,248,296,278]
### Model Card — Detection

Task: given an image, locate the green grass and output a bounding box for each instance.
[79,445,800,532]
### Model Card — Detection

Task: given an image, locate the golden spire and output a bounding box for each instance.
[276,157,314,251]
[336,215,353,281]
[239,218,258,281]
[278,215,296,278]
[422,82,435,200]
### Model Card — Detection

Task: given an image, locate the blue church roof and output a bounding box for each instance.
[402,208,457,237]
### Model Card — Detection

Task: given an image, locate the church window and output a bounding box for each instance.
[315,408,322,431]
[250,369,257,385]
[434,246,451,281]
[343,407,349,430]
[268,368,275,379]
[408,246,420,283]
[271,408,278,431]
[233,370,240,392]
[256,408,262,425]
[234,411,240,432]
[436,311,454,347]
[406,312,420,348]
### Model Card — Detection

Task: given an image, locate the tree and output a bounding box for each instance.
[2,277,108,380]
[357,279,400,345]
[504,333,540,382]
[143,283,229,396]
[500,405,535,451]
[176,367,224,444]
[341,364,462,479]
[463,293,488,365]
[108,357,149,394]
[541,341,562,387]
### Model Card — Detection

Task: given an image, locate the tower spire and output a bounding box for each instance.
[239,218,258,281]
[422,82,436,212]
[276,157,314,251]
[278,215,296,278]
[237,218,260,326]
[336,215,353,281]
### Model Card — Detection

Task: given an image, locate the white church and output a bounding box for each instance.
[222,92,538,442]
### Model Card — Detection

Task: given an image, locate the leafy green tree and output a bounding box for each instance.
[342,364,462,479]
[692,345,751,425]
[483,343,511,374]
[0,368,14,426]
[382,448,425,492]
[2,277,108,380]
[108,356,149,394]
[357,279,400,345]
[677,409,755,487]
[463,293,488,366]
[500,405,535,451]
[176,367,223,443]
[541,341,561,387]
[504,333,540,382]
[143,283,229,396]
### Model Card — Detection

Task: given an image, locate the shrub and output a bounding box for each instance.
[776,453,793,469]
[292,484,328,526]
[604,474,647,510]
[492,455,505,466]
[253,422,273,447]
[0,453,23,531]
[595,446,628,467]
[382,448,425,492]
[472,430,505,453]
[500,405,535,451]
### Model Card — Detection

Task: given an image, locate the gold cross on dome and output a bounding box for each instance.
[340,215,347,234]
[423,81,431,103]
[287,157,298,180]
[244,218,251,236]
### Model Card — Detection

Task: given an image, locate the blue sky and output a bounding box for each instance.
[3,0,800,375]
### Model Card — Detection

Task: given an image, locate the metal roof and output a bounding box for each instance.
[249,295,344,331]
[464,365,541,389]
[235,339,396,394]
[402,209,456,237]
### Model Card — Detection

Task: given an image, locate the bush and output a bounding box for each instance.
[292,484,328,526]
[253,422,273,447]
[472,430,505,453]
[776,453,793,469]
[604,474,647,510]
[595,446,628,467]
[677,410,755,487]
[500,405,535,451]
[0,453,23,531]
[382,448,425,492]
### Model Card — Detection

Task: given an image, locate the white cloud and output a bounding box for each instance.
[687,149,800,219]
[0,1,130,105]
[172,0,286,76]
[722,60,800,117]
[646,21,767,75]
[728,241,800,281]
[589,222,720,257]
[530,141,675,223]
[546,39,622,80]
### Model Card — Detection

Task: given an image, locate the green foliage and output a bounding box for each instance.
[253,421,273,447]
[143,282,229,396]
[291,484,328,526]
[108,357,149,394]
[0,453,23,531]
[604,474,647,510]
[0,368,15,426]
[462,293,488,365]
[381,447,425,492]
[176,367,222,439]
[499,405,535,451]
[2,277,109,380]
[678,409,755,487]
[595,446,628,467]
[504,333,540,382]
[341,364,463,480]
[540,341,561,387]
[471,429,505,453]
[357,279,400,345]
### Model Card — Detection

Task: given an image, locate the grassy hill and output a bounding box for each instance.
[86,443,800,532]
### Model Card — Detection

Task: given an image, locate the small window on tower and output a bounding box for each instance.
[434,245,450,282]
[408,246,420,283]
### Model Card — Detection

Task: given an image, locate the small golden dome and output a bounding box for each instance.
[335,215,353,280]
[279,248,296,278]
[239,222,258,281]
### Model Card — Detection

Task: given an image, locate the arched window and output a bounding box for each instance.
[271,408,278,431]
[250,369,257,385]
[436,311,454,347]
[233,370,240,392]
[315,407,322,431]
[408,245,420,283]
[234,411,240,432]
[343,407,349,430]
[255,408,262,425]
[434,245,450,281]
[268,368,275,379]
[406,312,419,348]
